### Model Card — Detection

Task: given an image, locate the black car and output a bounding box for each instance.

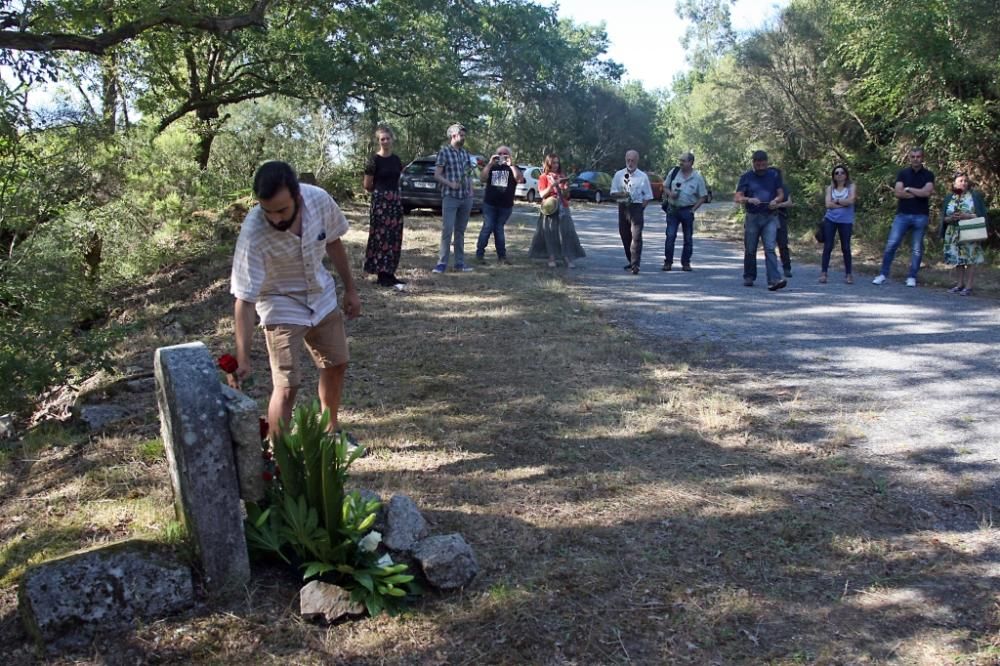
[399,154,485,214]
[568,170,612,203]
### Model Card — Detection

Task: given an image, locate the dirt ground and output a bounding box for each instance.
[0,202,997,665]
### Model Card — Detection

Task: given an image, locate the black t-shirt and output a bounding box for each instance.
[364,153,403,191]
[895,167,935,215]
[483,164,517,207]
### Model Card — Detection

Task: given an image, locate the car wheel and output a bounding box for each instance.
[527,189,536,204]
[593,191,603,204]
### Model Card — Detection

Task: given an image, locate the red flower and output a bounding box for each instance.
[259,417,269,439]
[262,471,273,482]
[261,450,272,461]
[218,354,238,374]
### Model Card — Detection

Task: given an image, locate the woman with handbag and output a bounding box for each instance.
[941,172,987,296]
[529,153,585,268]
[818,164,857,284]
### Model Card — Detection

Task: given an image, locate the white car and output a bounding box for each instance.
[515,165,542,203]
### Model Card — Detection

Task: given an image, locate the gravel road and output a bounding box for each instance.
[563,201,1000,521]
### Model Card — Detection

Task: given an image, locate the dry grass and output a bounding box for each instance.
[0,203,997,664]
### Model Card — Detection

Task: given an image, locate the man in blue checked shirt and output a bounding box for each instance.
[432,123,476,273]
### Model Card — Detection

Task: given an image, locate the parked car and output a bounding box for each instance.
[648,172,664,200]
[399,154,485,213]
[515,165,542,203]
[568,171,612,203]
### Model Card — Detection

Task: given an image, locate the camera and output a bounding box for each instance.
[498,155,509,165]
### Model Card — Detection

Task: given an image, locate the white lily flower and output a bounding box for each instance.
[358,530,382,552]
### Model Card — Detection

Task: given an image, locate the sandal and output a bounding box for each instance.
[818,273,827,284]
[845,275,853,284]
[948,285,964,294]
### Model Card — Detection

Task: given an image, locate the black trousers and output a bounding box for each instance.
[618,203,645,267]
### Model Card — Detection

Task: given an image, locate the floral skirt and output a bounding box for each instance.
[364,189,404,275]
[943,224,984,266]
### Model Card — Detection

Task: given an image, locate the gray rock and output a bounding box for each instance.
[412,533,479,590]
[79,404,132,431]
[125,377,156,393]
[154,342,250,594]
[18,540,193,652]
[299,580,364,623]
[382,494,429,552]
[221,385,266,503]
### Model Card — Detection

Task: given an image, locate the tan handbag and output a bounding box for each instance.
[957,217,987,243]
[540,196,559,216]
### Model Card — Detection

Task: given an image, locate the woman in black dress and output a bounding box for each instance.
[363,125,405,287]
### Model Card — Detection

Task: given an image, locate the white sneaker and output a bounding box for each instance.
[905,277,917,287]
[872,275,886,285]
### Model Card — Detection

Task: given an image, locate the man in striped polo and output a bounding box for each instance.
[230,161,361,438]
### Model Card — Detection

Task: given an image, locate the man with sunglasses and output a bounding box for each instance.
[872,147,935,287]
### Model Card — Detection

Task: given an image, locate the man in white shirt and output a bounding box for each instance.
[230,161,361,438]
[610,150,654,274]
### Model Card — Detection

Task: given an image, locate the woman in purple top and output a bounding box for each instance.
[363,125,405,287]
[819,164,857,284]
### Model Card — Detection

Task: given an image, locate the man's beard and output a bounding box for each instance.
[267,200,298,232]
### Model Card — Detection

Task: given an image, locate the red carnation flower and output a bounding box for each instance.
[218,354,238,374]
[262,470,273,482]
[259,417,269,440]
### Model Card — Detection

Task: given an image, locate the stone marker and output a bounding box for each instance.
[221,384,266,503]
[382,494,429,553]
[18,540,193,652]
[300,580,364,623]
[154,342,250,593]
[412,534,479,590]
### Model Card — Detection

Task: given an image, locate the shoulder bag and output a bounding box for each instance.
[957,217,987,243]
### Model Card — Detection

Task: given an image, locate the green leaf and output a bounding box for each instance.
[354,571,375,593]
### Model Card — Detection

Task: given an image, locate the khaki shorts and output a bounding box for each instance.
[264,309,349,388]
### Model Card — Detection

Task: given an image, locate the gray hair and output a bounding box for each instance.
[446,123,467,138]
[679,152,695,164]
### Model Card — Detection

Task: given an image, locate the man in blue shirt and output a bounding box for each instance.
[872,147,935,287]
[735,151,787,291]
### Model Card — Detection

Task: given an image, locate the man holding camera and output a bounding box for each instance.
[476,145,523,265]
[662,151,709,272]
[610,149,654,274]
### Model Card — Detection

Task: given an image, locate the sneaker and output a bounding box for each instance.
[661,263,672,271]
[623,264,633,271]
[783,269,793,278]
[432,263,447,273]
[498,257,512,265]
[631,265,640,275]
[475,255,487,264]
[905,277,916,287]
[681,265,692,272]
[768,279,787,291]
[959,288,972,296]
[872,274,887,285]
[454,263,473,272]
[948,285,963,294]
[743,279,754,287]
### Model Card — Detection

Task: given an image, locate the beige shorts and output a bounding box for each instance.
[264,309,349,388]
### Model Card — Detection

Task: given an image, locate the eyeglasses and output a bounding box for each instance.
[833,170,846,175]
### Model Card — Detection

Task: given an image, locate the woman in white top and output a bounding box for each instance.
[819,164,857,284]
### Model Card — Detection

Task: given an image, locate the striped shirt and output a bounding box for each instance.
[435,145,473,199]
[230,184,349,326]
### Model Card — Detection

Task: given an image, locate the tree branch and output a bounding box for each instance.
[0,1,274,54]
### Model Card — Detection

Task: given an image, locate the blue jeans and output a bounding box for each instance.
[879,213,929,279]
[664,206,694,267]
[821,220,853,274]
[476,203,513,259]
[440,195,473,266]
[743,213,781,284]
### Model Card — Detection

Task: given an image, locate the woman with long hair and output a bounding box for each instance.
[528,153,585,268]
[941,172,987,295]
[362,124,405,287]
[819,164,857,284]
